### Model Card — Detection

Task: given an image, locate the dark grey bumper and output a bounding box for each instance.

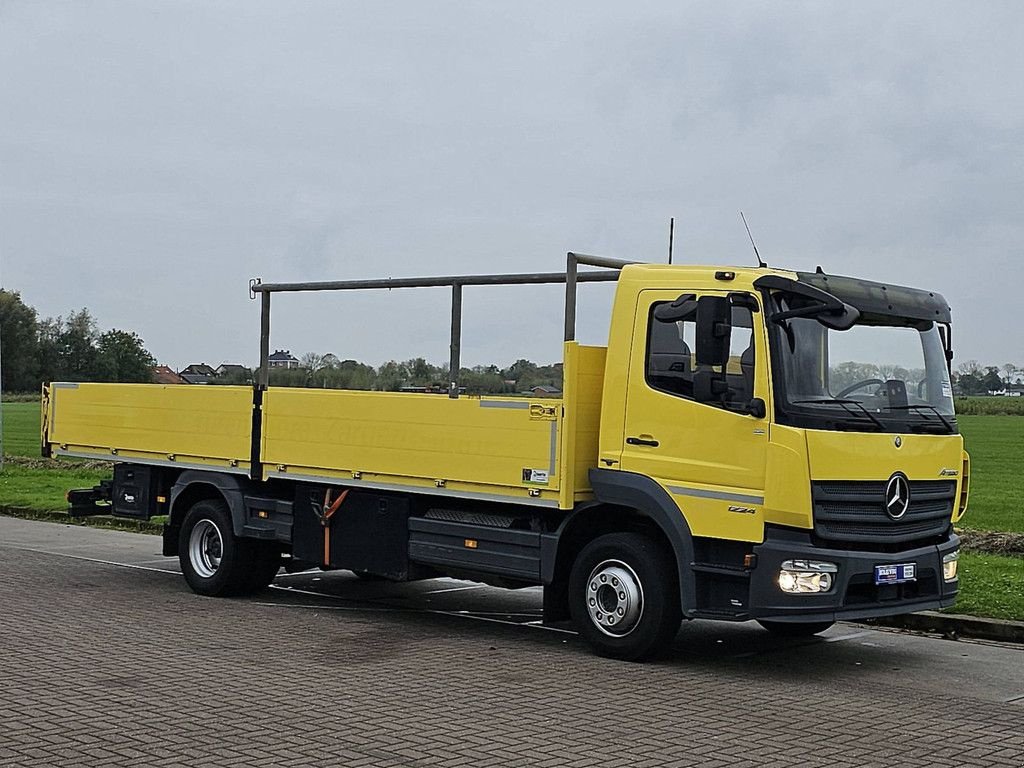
[748,528,960,623]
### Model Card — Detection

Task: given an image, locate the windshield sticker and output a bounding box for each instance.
[941,381,952,398]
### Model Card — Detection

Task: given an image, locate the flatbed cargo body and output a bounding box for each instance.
[44,343,606,509]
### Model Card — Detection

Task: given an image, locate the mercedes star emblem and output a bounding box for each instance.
[894,435,902,448]
[884,473,911,520]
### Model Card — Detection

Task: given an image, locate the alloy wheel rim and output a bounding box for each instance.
[585,559,644,637]
[189,519,223,578]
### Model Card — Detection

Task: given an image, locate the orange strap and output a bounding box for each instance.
[321,488,350,565]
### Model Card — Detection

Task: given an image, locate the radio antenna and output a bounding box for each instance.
[668,217,675,264]
[740,211,767,268]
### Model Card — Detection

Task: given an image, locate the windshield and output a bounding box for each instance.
[771,305,956,433]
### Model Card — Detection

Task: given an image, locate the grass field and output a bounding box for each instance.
[957,416,1024,533]
[2,401,42,457]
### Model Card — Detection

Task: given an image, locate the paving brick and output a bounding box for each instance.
[1,548,1022,767]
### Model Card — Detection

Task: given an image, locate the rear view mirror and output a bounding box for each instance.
[817,303,860,331]
[653,293,698,323]
[696,296,731,367]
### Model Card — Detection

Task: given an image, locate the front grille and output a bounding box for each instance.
[812,479,954,547]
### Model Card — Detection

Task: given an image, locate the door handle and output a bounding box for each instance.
[626,436,659,447]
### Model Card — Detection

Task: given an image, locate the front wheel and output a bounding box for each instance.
[757,620,834,637]
[568,532,681,661]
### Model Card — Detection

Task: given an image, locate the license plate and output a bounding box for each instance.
[875,563,916,585]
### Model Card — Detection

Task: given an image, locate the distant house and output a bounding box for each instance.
[181,363,217,377]
[152,365,186,385]
[994,383,1024,397]
[216,363,250,378]
[268,350,301,369]
[529,385,561,397]
[178,363,216,385]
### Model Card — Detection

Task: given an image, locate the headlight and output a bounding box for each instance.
[942,551,959,582]
[778,560,838,594]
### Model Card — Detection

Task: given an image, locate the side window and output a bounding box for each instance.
[725,306,755,405]
[646,299,756,409]
[646,314,697,398]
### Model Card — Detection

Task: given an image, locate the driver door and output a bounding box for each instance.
[619,289,769,542]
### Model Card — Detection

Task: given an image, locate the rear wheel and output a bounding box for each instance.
[757,620,834,637]
[568,532,681,661]
[179,499,273,596]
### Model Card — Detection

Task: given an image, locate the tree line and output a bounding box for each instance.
[0,289,562,395]
[226,354,563,395]
[952,361,1022,396]
[0,290,155,391]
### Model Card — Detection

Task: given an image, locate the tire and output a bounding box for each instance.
[178,498,270,597]
[757,620,834,637]
[568,532,681,661]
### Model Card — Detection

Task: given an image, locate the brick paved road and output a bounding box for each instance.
[1,517,1022,767]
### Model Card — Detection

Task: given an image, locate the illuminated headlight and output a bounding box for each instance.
[778,560,838,594]
[942,551,959,582]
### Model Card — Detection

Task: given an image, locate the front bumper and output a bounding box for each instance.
[748,526,960,623]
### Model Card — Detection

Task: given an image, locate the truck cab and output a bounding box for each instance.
[585,264,965,639]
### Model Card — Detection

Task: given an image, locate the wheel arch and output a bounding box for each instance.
[543,469,696,620]
[163,471,247,556]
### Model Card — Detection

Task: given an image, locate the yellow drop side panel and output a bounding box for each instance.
[261,389,565,506]
[46,383,253,472]
[558,342,605,508]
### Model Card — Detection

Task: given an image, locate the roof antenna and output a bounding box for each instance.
[740,211,767,268]
[668,217,675,264]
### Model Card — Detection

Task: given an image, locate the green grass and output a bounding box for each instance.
[0,462,109,512]
[953,552,1024,621]
[2,401,42,457]
[957,415,1024,533]
[2,400,109,513]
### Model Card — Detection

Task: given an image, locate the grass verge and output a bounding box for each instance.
[950,552,1024,622]
[0,459,109,511]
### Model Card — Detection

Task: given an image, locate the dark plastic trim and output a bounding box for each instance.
[586,469,697,617]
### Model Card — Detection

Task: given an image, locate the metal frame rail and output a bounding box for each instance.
[250,252,638,397]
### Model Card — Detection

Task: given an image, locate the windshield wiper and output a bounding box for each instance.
[885,404,955,432]
[790,398,886,431]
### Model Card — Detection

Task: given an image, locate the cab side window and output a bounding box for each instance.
[647,315,697,398]
[646,301,756,409]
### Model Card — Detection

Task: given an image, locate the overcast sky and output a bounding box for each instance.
[1,1,1021,371]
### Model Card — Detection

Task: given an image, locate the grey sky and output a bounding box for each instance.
[2,1,1021,370]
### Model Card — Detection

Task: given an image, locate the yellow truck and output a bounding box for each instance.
[43,253,969,659]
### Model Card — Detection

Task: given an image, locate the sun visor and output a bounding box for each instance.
[795,271,951,324]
